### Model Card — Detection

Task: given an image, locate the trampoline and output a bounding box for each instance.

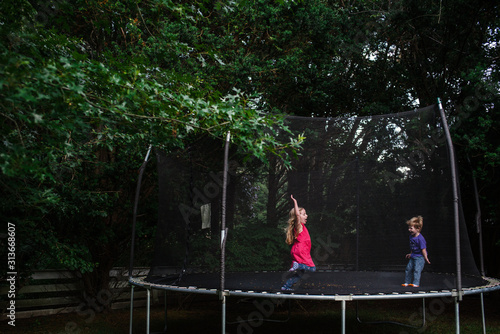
[128,101,500,333]
[135,271,499,298]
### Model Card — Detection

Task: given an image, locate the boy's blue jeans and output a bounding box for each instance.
[405,256,425,286]
[282,264,316,289]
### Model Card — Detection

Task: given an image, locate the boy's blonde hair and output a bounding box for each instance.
[406,216,423,231]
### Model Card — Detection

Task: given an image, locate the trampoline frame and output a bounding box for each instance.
[128,274,500,333]
[128,100,500,333]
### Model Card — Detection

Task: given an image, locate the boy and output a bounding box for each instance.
[402,216,431,287]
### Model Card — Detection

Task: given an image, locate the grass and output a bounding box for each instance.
[1,292,499,333]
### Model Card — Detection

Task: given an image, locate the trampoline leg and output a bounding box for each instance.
[422,298,426,328]
[341,300,346,334]
[480,293,486,334]
[163,292,168,333]
[455,296,460,334]
[147,288,151,334]
[222,294,227,334]
[129,285,134,334]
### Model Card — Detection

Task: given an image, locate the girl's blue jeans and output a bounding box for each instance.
[282,264,316,289]
[405,256,425,286]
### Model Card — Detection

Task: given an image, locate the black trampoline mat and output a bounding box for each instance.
[145,271,489,295]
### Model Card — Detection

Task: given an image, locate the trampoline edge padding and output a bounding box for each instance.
[129,271,500,301]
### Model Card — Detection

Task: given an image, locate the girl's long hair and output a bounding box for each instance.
[285,207,303,245]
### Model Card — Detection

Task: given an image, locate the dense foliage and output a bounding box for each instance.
[0,0,303,294]
[1,0,499,298]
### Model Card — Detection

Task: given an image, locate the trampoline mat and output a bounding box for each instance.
[145,271,488,295]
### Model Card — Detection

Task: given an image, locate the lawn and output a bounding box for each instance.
[1,292,499,333]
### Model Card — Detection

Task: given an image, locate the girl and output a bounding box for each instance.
[281,195,316,291]
[402,216,431,288]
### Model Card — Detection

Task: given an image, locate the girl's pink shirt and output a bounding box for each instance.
[290,224,315,267]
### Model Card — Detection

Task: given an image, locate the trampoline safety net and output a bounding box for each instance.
[145,104,480,285]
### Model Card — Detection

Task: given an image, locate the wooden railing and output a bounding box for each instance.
[1,267,155,320]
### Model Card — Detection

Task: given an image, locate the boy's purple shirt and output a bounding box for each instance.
[409,233,426,258]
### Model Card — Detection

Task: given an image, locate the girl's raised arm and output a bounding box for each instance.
[290,194,303,234]
[291,194,300,220]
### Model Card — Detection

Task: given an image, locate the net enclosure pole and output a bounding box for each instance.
[129,145,153,279]
[129,145,152,334]
[470,161,485,276]
[470,157,487,334]
[220,132,231,334]
[437,99,463,301]
[355,157,360,271]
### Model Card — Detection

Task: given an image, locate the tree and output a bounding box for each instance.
[0,0,302,297]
